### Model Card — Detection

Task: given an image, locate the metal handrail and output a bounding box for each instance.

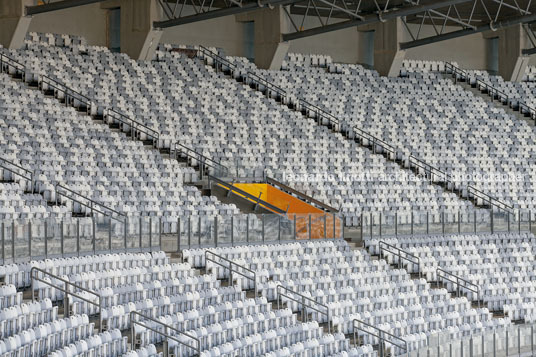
[445,62,536,120]
[352,126,396,156]
[276,285,331,332]
[0,157,34,188]
[409,155,452,183]
[245,70,287,96]
[106,108,159,143]
[0,53,25,74]
[353,319,407,354]
[379,241,421,277]
[30,267,103,331]
[40,74,92,105]
[266,176,338,213]
[172,143,229,177]
[130,311,201,356]
[205,250,258,296]
[467,185,513,215]
[208,175,286,214]
[198,46,238,69]
[55,184,126,223]
[436,268,480,307]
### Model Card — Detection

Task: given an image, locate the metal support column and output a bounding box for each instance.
[308,214,312,240]
[395,212,398,236]
[214,216,218,247]
[491,209,494,234]
[198,216,201,246]
[231,216,234,246]
[139,216,142,249]
[247,215,250,243]
[177,217,181,252]
[92,217,96,254]
[44,221,47,259]
[60,220,64,257]
[108,217,112,252]
[28,221,32,259]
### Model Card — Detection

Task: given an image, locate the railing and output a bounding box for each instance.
[276,285,331,332]
[467,186,514,215]
[40,74,93,112]
[445,62,536,121]
[409,155,452,185]
[266,176,338,213]
[436,268,480,307]
[55,184,126,223]
[361,208,532,239]
[353,319,407,356]
[130,311,201,357]
[0,156,34,191]
[205,250,258,296]
[244,70,287,99]
[352,126,397,159]
[30,267,103,331]
[208,175,286,214]
[1,216,164,264]
[171,143,229,179]
[197,47,512,215]
[105,108,160,145]
[0,53,25,77]
[378,241,421,277]
[414,321,536,356]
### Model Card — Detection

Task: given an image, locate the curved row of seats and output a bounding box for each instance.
[1,34,481,226]
[0,246,373,356]
[366,232,536,323]
[183,239,506,355]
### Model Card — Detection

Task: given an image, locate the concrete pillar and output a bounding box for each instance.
[236,6,290,70]
[484,24,529,82]
[366,17,406,77]
[0,0,33,49]
[120,0,163,60]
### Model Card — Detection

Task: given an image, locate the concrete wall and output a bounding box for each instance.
[23,5,496,70]
[404,23,488,70]
[287,16,360,63]
[161,16,248,57]
[29,3,108,46]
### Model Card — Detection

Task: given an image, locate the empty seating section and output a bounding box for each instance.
[0,63,241,222]
[183,239,503,355]
[2,31,536,357]
[465,68,536,111]
[368,232,536,323]
[0,34,480,226]
[400,60,458,76]
[233,53,536,213]
[524,66,536,82]
[0,248,379,356]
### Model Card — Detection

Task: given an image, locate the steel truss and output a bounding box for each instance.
[26,0,106,15]
[401,0,534,48]
[522,22,536,54]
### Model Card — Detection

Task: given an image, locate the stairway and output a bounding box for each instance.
[442,72,536,128]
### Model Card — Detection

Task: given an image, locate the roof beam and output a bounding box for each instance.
[26,0,106,15]
[281,0,473,41]
[153,0,299,28]
[400,13,536,49]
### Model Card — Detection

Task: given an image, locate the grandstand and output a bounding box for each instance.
[1,0,536,356]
